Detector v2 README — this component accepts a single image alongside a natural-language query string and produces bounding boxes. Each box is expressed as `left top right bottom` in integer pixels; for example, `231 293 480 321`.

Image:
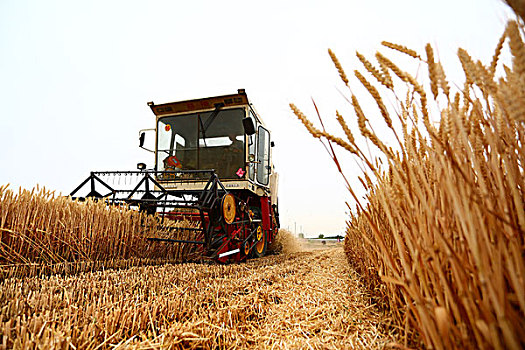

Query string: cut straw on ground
0 248 398 349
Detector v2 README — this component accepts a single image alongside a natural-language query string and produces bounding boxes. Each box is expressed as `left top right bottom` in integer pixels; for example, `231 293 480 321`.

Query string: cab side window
256 126 270 185
248 134 256 181
248 111 257 181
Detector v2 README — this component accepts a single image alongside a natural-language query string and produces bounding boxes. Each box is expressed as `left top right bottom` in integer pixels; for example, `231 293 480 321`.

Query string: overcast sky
0 0 515 236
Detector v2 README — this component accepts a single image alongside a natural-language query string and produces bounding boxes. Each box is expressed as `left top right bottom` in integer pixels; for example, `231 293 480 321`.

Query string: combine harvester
71 89 279 262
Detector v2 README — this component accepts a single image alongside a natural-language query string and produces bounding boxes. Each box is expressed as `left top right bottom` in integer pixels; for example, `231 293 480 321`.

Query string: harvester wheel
252 226 267 258
242 240 251 257
222 194 236 224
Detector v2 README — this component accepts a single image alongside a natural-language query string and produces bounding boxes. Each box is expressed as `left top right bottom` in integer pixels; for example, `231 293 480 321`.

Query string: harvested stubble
292 20 525 349
0 186 198 278
0 248 397 349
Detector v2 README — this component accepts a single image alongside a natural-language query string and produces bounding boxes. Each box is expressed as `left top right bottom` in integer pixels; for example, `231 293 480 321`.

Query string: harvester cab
71 89 279 262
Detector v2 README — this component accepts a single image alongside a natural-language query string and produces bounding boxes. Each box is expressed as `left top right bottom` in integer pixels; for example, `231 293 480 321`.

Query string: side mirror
138 129 155 153
242 118 256 135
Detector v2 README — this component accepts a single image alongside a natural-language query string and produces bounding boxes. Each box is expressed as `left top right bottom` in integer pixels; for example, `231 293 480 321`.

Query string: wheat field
0 186 198 278
2 5 524 349
0 187 402 348
293 18 525 350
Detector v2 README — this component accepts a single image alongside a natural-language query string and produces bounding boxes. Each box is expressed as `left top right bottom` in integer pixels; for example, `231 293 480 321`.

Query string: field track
0 248 397 349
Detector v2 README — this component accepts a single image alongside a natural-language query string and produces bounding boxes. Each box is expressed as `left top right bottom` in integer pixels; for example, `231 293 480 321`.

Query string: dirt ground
0 248 398 349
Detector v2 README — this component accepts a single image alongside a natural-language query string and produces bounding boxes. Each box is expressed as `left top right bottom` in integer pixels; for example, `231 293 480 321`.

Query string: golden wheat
328 48 349 86
354 70 393 129
0 186 198 278
425 43 439 99
356 51 394 89
381 41 421 59
293 19 525 350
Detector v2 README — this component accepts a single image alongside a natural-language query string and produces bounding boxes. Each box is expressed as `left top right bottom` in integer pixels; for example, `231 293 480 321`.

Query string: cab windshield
157 108 246 180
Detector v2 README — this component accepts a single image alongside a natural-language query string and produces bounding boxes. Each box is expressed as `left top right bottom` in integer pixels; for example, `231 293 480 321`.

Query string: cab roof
148 89 249 116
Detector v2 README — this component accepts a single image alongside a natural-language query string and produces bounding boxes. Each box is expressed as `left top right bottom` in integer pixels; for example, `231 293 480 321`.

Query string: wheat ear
336 111 355 144
356 51 393 89
290 104 322 138
507 21 525 77
381 41 421 59
425 44 439 100
328 49 349 86
490 29 508 77
354 70 393 129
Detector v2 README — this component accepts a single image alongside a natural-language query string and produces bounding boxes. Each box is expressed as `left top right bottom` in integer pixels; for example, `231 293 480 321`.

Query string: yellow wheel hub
222 194 236 224
244 242 250 256
256 232 265 254
256 226 262 241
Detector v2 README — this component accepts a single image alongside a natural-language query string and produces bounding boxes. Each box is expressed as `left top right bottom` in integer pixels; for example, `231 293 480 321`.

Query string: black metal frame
70 169 229 253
